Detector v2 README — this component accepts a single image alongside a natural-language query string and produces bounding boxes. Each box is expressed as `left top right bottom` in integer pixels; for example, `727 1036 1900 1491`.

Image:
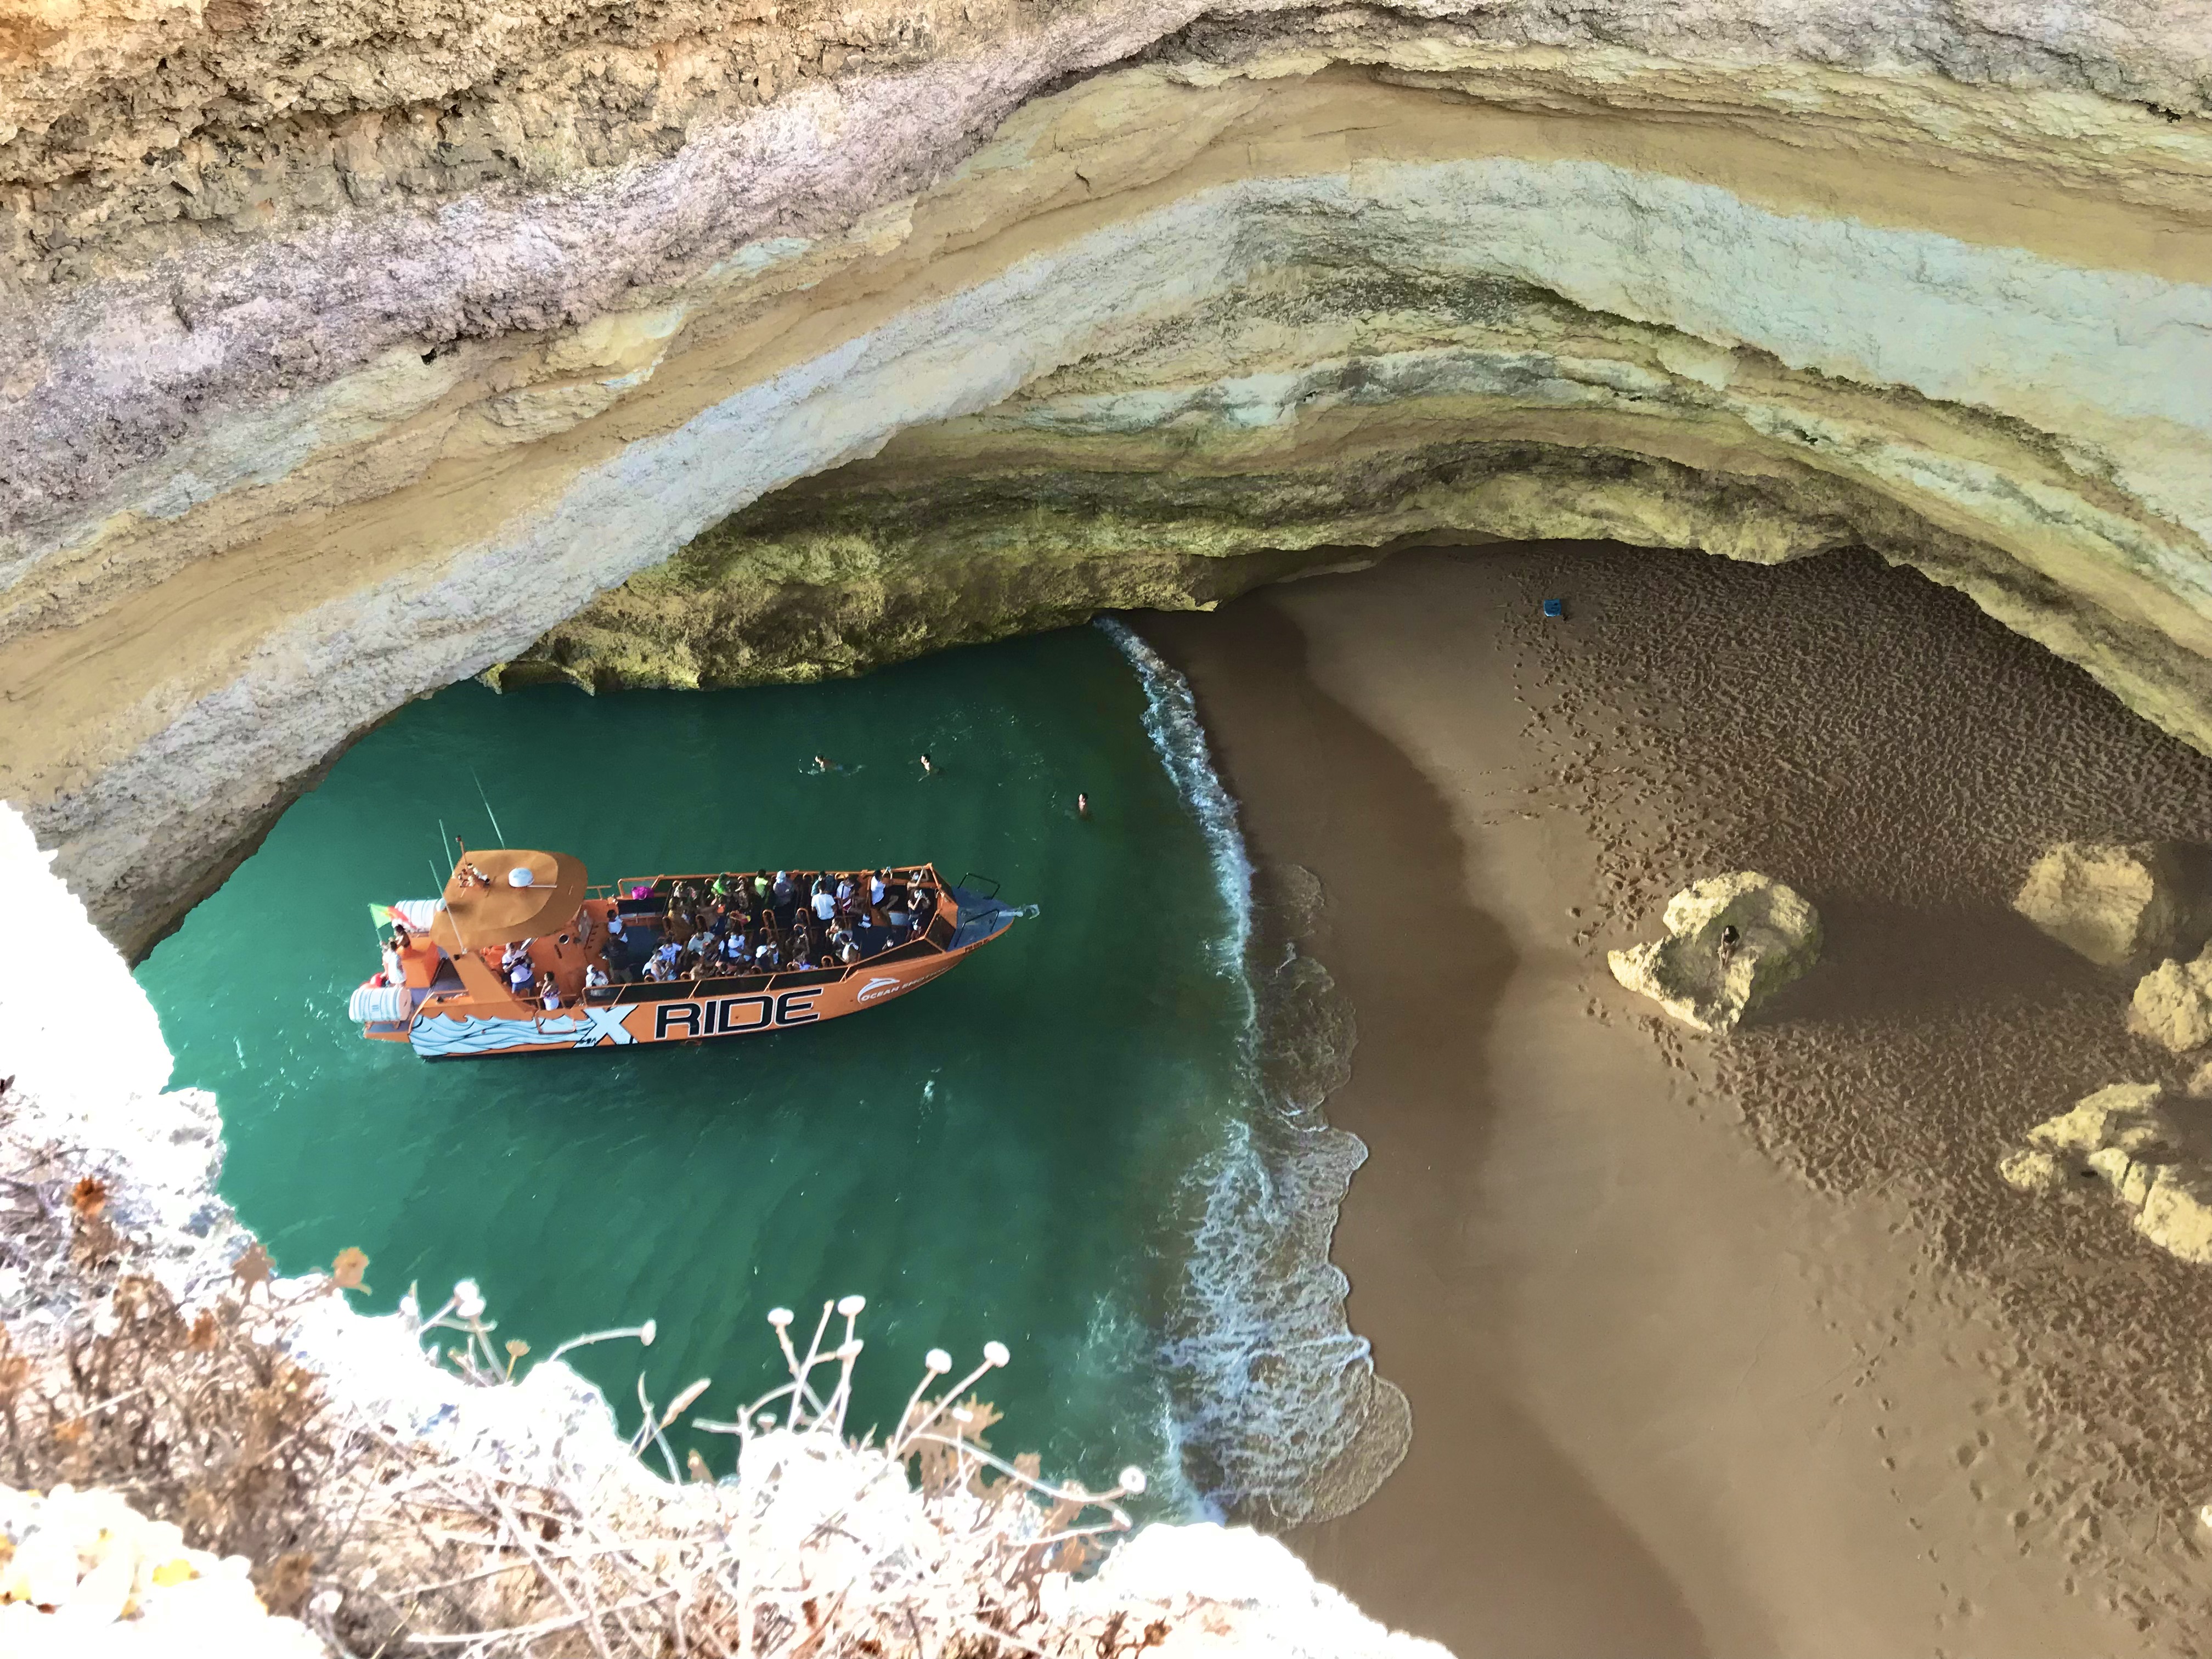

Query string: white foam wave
1096 618 1391 1525
1095 618 1252 977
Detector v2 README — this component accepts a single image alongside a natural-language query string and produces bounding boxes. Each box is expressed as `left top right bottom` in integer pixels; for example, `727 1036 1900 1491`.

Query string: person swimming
919 753 934 775
1076 792 1091 819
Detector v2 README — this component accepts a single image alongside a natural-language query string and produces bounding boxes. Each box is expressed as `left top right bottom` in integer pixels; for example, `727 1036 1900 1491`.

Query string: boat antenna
472 770 508 847
439 818 456 879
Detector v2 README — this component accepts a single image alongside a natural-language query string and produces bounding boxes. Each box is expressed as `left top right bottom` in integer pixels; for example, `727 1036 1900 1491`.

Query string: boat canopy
430 849 590 951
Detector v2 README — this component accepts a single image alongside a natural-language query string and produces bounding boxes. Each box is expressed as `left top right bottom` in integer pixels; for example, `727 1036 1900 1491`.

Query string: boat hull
407 945 968 1059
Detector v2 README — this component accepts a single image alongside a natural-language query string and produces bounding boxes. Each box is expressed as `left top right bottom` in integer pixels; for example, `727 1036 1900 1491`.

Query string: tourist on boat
811 881 837 924
870 870 888 906
540 981 563 1012
653 939 681 975
381 939 405 986
754 938 782 970
721 932 747 968
584 962 612 1002
641 954 672 982
508 958 535 997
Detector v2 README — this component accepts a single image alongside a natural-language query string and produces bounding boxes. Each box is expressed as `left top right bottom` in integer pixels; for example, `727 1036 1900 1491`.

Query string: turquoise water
137 624 1317 1507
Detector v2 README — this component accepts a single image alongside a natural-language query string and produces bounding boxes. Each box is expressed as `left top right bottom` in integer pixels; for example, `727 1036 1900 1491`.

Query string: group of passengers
616 869 938 985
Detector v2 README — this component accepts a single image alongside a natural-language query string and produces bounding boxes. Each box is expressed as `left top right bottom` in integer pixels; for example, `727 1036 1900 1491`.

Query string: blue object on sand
1542 597 1565 619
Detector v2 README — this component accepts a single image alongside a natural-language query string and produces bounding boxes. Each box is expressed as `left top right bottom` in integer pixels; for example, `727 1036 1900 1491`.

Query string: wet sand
1141 545 2212 1657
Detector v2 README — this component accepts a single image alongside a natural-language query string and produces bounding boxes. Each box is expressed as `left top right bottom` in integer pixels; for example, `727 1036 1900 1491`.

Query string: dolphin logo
856 975 905 1005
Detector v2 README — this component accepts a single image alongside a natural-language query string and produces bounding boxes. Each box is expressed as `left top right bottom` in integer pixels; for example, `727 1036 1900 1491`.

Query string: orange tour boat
348 849 1020 1058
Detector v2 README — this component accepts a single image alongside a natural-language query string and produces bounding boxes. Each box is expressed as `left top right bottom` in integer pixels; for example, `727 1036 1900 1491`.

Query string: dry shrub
315 1294 1176 1657
0 1176 1183 1657
0 1263 352 1613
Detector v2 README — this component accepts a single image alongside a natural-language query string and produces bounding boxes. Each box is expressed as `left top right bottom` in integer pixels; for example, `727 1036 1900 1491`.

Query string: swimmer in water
919 753 934 775
812 755 831 774
1076 792 1091 819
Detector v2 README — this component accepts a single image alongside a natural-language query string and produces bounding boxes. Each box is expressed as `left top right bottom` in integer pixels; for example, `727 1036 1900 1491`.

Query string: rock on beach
2128 948 2212 1053
1606 872 1821 1034
1999 1083 2212 1267
2012 841 2212 970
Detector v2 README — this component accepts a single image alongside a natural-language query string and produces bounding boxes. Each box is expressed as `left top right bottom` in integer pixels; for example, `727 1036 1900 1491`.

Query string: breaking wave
1095 618 1252 976
1096 618 1409 1527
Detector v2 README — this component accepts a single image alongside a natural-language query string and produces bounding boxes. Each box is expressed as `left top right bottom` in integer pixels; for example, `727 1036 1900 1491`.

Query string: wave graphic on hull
1094 619 1406 1527
410 1013 592 1058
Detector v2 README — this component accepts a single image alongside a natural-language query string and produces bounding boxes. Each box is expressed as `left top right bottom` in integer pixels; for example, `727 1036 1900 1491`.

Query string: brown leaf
253 1551 317 1619
186 1309 221 1352
330 1246 369 1291
69 1176 108 1218
52 1417 85 1444
232 1242 272 1291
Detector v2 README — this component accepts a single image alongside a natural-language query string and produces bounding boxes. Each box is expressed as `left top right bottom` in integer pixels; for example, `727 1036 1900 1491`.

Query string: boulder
2128 949 2212 1052
1997 1082 2212 1266
1606 872 1821 1034
2012 840 2212 969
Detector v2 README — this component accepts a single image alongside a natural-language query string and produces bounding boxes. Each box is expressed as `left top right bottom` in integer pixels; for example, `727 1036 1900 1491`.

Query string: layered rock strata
2 0 2209 951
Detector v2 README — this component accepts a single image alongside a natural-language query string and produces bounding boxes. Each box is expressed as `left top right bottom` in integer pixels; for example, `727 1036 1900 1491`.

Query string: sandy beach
1142 544 2212 1657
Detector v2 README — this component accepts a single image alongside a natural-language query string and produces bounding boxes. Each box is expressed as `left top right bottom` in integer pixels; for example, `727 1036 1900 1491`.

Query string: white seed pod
983 1340 1009 1367
1118 1466 1148 1496
837 1340 864 1361
924 1348 952 1373
768 1307 794 1329
452 1279 487 1320
640 1319 657 1347
837 1294 866 1317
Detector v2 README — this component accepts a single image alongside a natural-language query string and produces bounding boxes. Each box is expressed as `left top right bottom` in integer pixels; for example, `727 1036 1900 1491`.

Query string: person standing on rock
1717 924 1740 974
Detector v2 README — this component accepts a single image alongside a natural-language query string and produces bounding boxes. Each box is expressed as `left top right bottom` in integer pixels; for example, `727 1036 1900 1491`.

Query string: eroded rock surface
2015 841 2212 970
2000 1083 2212 1267
2129 949 2212 1053
1607 871 1821 1033
2 1 2210 951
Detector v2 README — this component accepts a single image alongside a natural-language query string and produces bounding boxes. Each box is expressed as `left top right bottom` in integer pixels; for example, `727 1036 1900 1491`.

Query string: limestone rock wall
2 0 2208 951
